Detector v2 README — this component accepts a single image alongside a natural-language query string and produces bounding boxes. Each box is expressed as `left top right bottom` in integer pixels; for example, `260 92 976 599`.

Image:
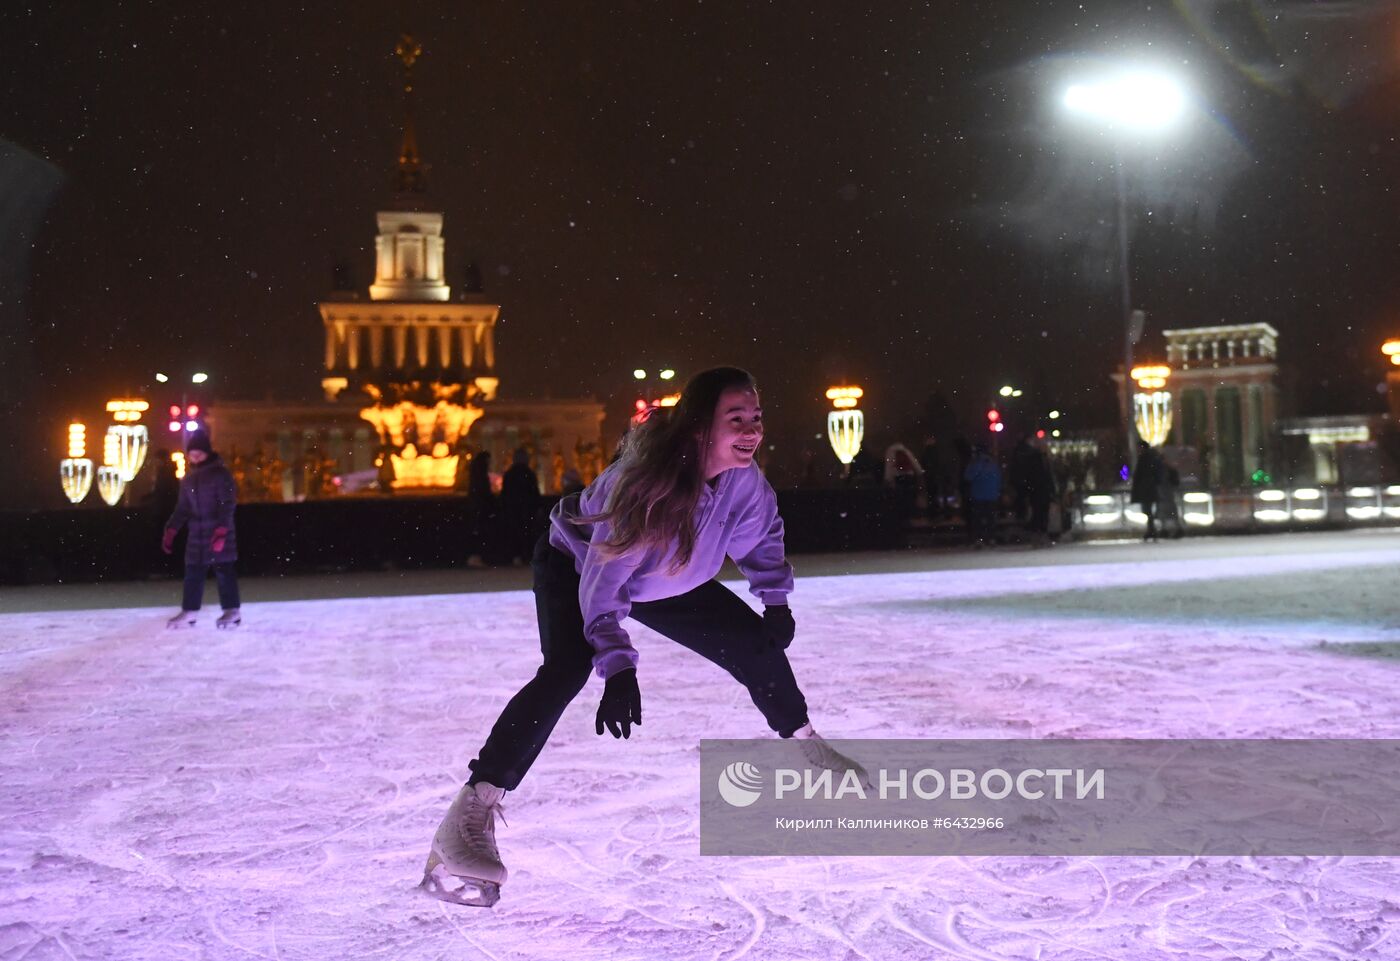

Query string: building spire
394 34 427 195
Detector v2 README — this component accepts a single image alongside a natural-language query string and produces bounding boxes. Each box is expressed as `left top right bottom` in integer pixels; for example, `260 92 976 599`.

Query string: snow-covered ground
4 532 1400 960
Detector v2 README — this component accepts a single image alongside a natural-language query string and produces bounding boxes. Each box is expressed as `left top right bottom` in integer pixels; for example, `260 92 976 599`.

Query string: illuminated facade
206 36 603 500
1114 323 1280 486
1107 322 1393 488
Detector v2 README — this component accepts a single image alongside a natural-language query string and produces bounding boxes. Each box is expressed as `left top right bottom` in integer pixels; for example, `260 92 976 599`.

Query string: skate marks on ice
883 558 1400 643
3 556 1400 959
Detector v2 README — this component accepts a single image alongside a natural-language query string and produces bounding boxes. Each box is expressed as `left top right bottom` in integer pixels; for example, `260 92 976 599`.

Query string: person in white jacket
422 366 867 907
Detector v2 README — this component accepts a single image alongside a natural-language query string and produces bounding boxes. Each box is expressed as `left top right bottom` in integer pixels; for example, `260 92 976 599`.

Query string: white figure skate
789 723 874 791
166 610 197 630
216 608 242 630
421 782 508 907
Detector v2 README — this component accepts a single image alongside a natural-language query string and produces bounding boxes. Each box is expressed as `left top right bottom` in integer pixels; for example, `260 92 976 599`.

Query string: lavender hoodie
548 460 794 679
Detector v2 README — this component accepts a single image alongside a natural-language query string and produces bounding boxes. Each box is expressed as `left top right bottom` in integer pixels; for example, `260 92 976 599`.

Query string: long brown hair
577 366 757 571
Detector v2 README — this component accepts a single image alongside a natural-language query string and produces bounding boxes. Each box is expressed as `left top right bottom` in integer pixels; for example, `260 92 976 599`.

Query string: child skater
422 366 866 906
162 428 241 629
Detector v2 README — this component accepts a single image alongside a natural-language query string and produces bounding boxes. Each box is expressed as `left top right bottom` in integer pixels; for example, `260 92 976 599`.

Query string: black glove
595 668 642 739
760 605 796 653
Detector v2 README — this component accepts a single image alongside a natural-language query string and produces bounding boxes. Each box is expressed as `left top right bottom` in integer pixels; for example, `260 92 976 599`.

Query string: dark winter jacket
166 454 238 565
964 452 1002 503
1130 448 1164 507
1028 449 1057 506
500 463 541 516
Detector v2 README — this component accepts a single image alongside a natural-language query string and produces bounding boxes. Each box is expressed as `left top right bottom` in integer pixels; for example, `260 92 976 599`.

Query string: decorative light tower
96 429 127 507
825 385 864 467
105 398 150 483
60 422 94 504
1130 364 1173 447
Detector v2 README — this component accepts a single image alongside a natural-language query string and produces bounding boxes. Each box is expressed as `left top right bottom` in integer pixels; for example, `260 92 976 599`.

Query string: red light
169 405 180 417
986 409 1000 422
187 405 199 417
1036 429 1046 439
634 399 647 412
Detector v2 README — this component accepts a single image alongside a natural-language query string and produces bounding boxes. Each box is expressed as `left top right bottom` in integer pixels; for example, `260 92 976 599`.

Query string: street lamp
1062 66 1188 464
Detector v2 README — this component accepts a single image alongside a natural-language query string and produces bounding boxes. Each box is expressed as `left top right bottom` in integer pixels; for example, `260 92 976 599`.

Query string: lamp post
1062 68 1187 465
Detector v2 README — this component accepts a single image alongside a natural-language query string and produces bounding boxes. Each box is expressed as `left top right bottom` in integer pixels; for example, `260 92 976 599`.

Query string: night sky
5 1 1400 500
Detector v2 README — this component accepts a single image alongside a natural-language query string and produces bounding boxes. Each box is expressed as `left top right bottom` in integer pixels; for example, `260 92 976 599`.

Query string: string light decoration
108 425 150 482
1130 365 1173 447
96 466 127 506
824 385 865 465
105 398 150 423
60 422 94 504
94 429 128 506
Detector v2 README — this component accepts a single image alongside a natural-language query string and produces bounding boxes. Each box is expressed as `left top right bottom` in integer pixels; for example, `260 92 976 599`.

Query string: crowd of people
841 433 1182 547
152 421 1186 632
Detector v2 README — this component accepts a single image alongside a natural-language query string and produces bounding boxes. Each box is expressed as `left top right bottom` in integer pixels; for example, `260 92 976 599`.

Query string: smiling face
702 385 763 480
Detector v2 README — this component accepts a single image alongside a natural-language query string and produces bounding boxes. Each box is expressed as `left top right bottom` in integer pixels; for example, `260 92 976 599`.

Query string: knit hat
185 429 212 455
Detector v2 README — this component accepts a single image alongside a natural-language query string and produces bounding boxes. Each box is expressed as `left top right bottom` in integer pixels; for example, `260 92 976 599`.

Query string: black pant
1028 497 1051 535
1140 500 1159 541
182 562 241 612
468 535 810 790
967 499 997 544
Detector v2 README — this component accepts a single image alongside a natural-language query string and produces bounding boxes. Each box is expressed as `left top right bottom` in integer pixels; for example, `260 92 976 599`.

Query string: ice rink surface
3 531 1400 960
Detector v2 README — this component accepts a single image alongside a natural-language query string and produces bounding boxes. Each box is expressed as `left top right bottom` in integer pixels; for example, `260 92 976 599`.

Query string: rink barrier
0 487 905 585
1071 485 1400 537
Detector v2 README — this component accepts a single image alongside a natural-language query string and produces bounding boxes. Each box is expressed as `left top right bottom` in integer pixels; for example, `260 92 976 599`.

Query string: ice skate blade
216 619 241 630
420 856 501 908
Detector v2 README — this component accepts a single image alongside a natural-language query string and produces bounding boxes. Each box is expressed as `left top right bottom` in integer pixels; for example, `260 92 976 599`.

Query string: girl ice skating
422 366 868 907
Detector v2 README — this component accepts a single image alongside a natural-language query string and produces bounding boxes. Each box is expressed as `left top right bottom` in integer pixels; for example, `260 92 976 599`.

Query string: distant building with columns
209 37 603 500
1112 321 1392 488
1163 323 1280 487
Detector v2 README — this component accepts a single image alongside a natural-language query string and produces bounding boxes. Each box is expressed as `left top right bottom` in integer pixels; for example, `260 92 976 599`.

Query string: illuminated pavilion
210 37 603 499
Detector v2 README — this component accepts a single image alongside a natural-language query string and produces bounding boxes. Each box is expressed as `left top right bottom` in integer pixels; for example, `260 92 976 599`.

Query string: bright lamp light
1063 70 1186 131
